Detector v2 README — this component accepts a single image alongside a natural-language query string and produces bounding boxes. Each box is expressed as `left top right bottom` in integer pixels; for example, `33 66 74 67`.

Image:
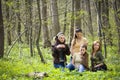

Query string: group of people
51 28 107 72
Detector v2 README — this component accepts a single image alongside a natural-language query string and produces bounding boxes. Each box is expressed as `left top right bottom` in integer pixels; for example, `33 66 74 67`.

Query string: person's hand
56 44 65 48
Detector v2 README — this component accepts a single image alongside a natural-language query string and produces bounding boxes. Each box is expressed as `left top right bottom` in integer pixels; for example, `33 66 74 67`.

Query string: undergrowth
0 45 120 80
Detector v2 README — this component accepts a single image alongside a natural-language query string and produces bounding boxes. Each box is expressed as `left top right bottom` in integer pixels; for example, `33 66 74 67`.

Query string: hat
75 28 82 33
56 32 64 37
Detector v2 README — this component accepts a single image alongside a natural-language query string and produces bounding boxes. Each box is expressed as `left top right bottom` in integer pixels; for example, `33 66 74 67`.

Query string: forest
0 0 120 80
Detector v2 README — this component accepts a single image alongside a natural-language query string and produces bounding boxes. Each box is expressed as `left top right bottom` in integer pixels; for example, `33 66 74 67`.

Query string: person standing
52 32 70 68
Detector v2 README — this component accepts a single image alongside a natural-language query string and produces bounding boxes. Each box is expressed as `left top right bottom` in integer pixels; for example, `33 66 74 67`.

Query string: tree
113 0 120 54
74 0 81 29
41 0 51 48
36 0 45 63
5 0 11 45
69 0 75 46
0 0 4 58
51 0 60 37
25 0 33 56
85 0 94 40
16 0 22 43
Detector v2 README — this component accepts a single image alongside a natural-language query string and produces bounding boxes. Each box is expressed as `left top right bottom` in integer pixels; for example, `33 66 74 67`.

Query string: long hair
72 28 82 46
91 40 101 56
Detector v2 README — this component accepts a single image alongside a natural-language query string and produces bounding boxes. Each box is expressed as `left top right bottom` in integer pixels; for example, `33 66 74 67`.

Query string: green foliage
0 44 120 80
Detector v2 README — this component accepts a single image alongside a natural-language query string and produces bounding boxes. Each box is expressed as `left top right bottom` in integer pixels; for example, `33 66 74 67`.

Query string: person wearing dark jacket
52 32 70 68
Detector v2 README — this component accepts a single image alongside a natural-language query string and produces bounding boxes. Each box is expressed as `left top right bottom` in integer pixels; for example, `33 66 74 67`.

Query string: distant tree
41 0 51 48
16 0 22 43
85 0 94 40
5 0 11 45
113 0 120 54
51 0 60 37
36 0 45 63
69 0 75 46
74 0 81 29
0 0 4 58
25 0 33 56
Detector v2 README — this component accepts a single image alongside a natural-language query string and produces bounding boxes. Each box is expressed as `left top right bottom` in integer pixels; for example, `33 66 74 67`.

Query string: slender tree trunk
36 0 45 63
25 0 29 44
51 0 60 37
0 0 4 58
5 0 11 45
16 0 22 43
63 0 67 33
95 0 102 44
85 0 94 40
69 0 74 46
41 0 51 48
101 0 109 58
113 0 120 54
74 0 81 29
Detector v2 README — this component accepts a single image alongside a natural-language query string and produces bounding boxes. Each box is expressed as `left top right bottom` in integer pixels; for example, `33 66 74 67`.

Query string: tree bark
85 0 94 40
5 0 11 45
0 0 4 58
74 0 81 29
113 0 120 54
51 0 60 37
69 0 75 46
36 0 45 63
41 0 51 48
16 0 22 43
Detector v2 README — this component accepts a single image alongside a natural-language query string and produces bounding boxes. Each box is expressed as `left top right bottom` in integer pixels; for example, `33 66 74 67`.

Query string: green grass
0 45 120 80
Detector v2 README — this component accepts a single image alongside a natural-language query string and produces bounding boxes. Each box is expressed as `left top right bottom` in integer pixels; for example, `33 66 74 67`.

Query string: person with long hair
91 40 107 71
52 32 70 68
70 28 88 56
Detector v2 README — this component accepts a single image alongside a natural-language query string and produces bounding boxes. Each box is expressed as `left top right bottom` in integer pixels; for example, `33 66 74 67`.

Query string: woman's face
80 47 86 54
58 34 65 43
75 32 82 38
94 43 100 51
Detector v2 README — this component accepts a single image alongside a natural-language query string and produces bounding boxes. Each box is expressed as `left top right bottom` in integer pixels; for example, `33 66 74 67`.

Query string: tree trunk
113 0 120 54
0 0 4 58
51 0 60 37
63 0 67 33
69 0 75 46
85 0 94 40
16 0 22 43
25 0 33 56
95 0 102 44
5 0 11 45
74 0 81 29
36 0 45 63
101 0 109 58
41 0 51 48
25 0 29 44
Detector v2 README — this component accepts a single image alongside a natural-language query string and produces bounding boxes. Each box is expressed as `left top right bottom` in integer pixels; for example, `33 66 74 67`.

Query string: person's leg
78 64 85 72
54 63 60 68
66 63 75 71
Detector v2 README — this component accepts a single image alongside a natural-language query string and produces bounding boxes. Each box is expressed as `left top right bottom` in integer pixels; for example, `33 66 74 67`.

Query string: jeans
54 62 65 68
78 64 85 72
66 63 75 71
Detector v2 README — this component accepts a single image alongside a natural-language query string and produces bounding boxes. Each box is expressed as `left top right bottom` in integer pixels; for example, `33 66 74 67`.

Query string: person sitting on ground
90 40 107 71
51 32 70 68
66 44 89 72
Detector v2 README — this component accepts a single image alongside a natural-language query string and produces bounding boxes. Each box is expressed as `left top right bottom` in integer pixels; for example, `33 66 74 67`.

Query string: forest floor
0 46 120 80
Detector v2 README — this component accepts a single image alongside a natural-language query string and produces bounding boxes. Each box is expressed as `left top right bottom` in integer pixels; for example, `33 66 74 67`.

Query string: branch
6 29 27 57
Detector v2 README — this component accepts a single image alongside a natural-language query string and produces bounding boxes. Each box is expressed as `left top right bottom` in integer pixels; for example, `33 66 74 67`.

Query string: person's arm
65 44 70 55
94 51 104 68
70 39 75 56
72 54 75 65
